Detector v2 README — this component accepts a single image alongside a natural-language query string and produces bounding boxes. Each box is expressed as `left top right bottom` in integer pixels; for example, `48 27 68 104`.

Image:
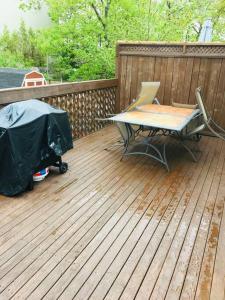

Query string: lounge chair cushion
172 101 198 109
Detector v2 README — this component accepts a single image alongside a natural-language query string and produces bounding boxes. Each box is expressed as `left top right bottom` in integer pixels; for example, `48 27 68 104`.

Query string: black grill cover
0 99 73 196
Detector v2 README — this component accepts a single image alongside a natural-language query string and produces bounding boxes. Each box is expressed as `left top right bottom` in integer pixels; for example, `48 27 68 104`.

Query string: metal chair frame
116 122 169 171
116 119 203 171
195 87 225 141
105 82 161 150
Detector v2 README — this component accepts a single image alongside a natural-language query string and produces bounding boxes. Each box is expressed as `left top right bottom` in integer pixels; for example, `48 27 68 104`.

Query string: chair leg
210 119 225 134
122 142 169 171
207 124 225 141
163 144 169 172
179 140 198 162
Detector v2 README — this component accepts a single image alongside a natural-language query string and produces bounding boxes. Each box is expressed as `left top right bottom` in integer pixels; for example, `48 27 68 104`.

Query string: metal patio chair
127 81 161 136
170 94 205 142
195 87 225 140
167 96 205 162
126 81 160 111
172 100 200 140
105 82 161 150
108 81 160 116
168 87 225 162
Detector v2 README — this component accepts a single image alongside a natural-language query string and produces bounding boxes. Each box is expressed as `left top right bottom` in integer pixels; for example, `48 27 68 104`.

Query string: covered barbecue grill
0 99 73 196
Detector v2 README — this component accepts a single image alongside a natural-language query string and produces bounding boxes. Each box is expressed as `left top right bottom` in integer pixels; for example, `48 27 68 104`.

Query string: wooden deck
0 125 225 300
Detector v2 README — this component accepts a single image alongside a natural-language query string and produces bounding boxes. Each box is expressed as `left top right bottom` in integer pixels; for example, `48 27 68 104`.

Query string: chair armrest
95 118 111 121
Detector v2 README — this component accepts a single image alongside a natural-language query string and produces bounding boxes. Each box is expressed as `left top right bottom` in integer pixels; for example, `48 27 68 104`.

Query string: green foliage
1 0 225 80
0 21 44 68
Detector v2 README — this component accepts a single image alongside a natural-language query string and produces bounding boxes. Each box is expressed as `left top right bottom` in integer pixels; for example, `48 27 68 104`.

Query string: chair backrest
195 87 209 123
126 82 160 111
116 122 135 145
195 87 225 140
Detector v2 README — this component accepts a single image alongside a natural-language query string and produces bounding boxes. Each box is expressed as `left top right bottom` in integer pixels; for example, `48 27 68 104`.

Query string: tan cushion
172 101 198 109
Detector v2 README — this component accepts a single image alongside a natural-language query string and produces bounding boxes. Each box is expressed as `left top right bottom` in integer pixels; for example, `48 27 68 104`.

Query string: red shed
22 71 47 87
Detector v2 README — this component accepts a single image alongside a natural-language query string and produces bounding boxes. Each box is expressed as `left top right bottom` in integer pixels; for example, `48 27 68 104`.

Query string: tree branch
167 1 171 9
105 0 111 18
192 24 201 34
91 3 106 29
91 1 111 47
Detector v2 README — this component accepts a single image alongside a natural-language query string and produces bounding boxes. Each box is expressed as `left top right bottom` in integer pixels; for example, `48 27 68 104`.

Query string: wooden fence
0 79 118 139
116 42 225 126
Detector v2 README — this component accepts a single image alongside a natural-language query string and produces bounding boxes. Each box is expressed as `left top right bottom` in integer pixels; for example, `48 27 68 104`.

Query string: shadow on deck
0 125 225 300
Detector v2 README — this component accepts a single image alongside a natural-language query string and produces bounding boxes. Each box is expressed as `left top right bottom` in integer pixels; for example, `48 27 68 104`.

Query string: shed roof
0 68 31 89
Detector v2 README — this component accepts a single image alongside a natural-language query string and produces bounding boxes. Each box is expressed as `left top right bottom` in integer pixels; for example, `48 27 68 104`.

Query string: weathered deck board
0 126 224 300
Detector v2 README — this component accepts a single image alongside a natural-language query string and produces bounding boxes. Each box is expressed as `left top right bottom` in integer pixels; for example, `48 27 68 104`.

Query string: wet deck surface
0 125 225 300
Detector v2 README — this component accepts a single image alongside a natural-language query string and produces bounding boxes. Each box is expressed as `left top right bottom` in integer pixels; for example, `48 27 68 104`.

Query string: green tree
4 0 225 80
0 21 45 68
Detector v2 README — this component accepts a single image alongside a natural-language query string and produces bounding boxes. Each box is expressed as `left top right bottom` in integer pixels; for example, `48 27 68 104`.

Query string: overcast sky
0 0 51 33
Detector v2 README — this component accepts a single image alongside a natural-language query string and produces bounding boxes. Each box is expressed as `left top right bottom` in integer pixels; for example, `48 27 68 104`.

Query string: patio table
109 104 201 170
113 104 199 131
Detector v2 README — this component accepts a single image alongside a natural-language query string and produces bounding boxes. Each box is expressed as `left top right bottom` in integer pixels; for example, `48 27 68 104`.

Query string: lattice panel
118 43 225 58
42 86 116 139
119 45 183 57
186 45 225 57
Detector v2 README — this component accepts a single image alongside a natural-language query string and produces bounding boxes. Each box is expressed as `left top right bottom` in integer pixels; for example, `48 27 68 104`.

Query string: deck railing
2 42 225 139
0 79 118 139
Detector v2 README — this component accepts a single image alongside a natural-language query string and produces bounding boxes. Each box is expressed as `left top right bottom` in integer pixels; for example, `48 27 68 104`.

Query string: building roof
0 68 31 89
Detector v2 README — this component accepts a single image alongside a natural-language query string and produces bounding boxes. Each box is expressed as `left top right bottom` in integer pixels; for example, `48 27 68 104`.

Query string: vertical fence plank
119 56 128 111
182 57 194 103
164 58 174 105
205 59 223 116
188 57 201 105
130 56 139 103
124 56 133 109
170 57 180 104
176 58 188 103
153 57 162 101
158 58 168 103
